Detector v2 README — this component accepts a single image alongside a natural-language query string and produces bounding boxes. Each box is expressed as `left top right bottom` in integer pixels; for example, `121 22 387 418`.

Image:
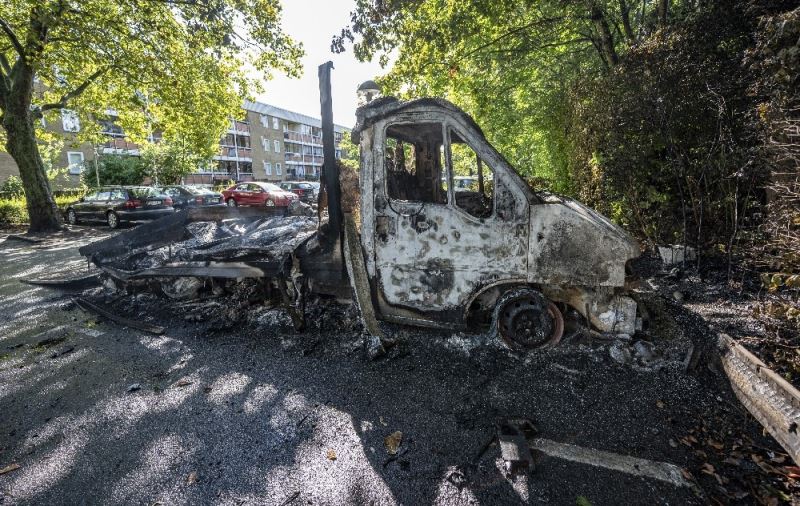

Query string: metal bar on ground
74 297 165 335
21 272 102 289
718 333 800 464
532 438 690 488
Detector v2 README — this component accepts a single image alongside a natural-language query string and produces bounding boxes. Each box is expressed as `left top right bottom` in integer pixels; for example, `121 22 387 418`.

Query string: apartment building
0 100 349 188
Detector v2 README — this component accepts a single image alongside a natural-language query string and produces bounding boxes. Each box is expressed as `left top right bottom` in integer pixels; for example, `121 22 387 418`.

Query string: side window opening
385 122 447 205
449 129 494 219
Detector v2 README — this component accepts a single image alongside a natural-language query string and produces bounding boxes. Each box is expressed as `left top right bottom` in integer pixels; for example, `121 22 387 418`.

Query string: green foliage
0 0 302 229
0 198 26 225
139 140 212 185
82 155 147 188
0 195 76 225
338 0 791 252
0 176 24 197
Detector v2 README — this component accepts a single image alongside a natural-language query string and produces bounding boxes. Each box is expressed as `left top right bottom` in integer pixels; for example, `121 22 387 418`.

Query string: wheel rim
67 210 76 224
265 199 275 207
108 213 117 227
499 295 564 349
227 199 236 207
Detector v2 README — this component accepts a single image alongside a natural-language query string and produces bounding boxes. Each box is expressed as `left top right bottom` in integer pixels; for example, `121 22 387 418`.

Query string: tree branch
37 66 112 115
0 17 25 57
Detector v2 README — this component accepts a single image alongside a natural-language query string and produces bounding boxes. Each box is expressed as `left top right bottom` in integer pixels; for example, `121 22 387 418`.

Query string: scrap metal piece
718 333 800 465
497 418 536 476
74 297 165 335
343 213 385 342
21 272 102 289
531 438 690 488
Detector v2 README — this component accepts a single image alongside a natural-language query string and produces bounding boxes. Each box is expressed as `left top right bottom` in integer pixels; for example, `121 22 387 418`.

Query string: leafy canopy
0 0 303 158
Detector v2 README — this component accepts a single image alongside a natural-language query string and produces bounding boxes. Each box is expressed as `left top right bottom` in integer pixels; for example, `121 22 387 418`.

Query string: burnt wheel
492 288 564 350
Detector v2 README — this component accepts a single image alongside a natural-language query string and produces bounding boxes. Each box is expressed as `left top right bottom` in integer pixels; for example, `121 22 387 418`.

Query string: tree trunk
590 5 619 67
3 110 62 232
657 0 669 26
618 0 636 43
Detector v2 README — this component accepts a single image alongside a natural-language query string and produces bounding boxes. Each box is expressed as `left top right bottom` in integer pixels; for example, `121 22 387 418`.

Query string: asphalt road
0 228 779 505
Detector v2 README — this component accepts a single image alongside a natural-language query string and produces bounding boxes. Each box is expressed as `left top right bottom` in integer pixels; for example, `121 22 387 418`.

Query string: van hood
528 193 639 287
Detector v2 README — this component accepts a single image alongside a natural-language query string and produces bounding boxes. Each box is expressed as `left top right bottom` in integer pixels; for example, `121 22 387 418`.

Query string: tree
81 155 146 189
333 0 676 188
139 138 210 185
0 0 302 232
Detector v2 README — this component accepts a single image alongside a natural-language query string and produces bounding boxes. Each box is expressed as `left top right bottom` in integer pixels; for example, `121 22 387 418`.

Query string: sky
254 0 385 127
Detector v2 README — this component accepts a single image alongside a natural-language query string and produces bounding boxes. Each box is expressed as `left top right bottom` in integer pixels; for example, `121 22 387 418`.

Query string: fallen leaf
0 463 20 475
707 439 724 450
379 416 388 426
326 449 337 461
384 431 403 455
176 379 192 387
656 399 665 409
680 468 693 481
186 471 198 485
576 496 592 506
782 465 800 479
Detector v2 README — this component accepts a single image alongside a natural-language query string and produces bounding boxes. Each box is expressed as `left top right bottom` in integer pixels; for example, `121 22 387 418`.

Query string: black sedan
160 185 225 210
65 186 174 229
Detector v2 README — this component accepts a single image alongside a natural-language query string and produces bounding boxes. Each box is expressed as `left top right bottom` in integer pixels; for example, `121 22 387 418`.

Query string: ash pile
75 206 354 335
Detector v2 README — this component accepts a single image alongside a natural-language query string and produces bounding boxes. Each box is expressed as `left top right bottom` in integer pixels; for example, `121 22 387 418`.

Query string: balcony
101 137 140 154
284 153 324 166
216 146 252 160
284 130 322 146
228 120 251 136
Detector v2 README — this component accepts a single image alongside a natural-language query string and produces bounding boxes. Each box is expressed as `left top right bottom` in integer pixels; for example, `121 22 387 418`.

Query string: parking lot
0 228 785 505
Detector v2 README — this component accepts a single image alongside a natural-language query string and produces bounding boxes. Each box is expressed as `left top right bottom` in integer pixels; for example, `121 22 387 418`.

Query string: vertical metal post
319 61 342 239
231 118 240 181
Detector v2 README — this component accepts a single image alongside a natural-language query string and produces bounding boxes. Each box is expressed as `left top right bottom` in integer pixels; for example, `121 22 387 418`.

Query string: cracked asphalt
0 227 781 505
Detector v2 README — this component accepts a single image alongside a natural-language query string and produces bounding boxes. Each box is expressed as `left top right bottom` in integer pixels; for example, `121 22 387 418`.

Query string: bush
0 175 24 198
563 3 766 250
0 195 82 226
82 155 147 188
0 199 27 225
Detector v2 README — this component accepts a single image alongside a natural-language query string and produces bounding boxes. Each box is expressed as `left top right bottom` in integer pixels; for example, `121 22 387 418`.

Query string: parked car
306 181 321 199
279 181 316 203
221 182 298 208
65 186 174 229
160 185 224 210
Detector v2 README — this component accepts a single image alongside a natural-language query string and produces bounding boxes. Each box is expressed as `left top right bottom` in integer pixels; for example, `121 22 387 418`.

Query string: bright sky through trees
256 0 384 125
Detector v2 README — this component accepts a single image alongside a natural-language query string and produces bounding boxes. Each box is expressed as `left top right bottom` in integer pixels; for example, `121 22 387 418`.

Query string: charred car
77 97 639 351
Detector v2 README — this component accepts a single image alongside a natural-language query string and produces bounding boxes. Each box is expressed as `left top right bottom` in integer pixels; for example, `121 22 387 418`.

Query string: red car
221 182 298 208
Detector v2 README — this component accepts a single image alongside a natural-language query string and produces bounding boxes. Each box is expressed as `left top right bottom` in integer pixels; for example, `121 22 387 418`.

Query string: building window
260 114 268 128
283 124 288 133
67 151 84 174
272 117 279 130
276 163 282 176
273 140 280 153
261 136 268 151
61 110 80 132
264 161 272 175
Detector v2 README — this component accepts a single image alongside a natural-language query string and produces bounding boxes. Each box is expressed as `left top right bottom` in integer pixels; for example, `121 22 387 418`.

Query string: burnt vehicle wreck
77 94 640 351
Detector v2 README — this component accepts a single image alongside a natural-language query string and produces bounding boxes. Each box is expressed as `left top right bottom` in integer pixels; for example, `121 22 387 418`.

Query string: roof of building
243 100 350 132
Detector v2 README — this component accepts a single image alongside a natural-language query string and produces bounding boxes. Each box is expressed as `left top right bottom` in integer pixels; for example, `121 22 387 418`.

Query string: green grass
0 195 80 225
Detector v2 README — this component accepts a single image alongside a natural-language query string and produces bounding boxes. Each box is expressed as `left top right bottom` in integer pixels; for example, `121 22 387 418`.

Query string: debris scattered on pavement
48 345 74 359
497 418 536 476
384 431 403 455
75 297 165 335
326 449 337 461
127 383 141 393
175 379 192 387
186 472 198 485
658 245 696 266
0 463 20 475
